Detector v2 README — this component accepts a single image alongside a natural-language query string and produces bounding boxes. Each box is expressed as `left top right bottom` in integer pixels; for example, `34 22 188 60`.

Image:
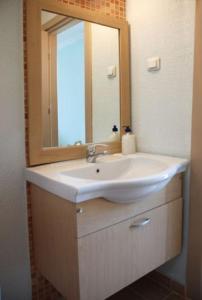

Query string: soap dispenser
122 126 136 155
108 125 120 142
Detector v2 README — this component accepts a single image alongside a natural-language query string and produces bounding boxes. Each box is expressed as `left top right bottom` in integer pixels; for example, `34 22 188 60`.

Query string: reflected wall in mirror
41 11 120 148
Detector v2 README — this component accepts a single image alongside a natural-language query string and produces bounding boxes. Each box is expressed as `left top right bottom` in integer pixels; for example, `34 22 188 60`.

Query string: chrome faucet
86 144 108 163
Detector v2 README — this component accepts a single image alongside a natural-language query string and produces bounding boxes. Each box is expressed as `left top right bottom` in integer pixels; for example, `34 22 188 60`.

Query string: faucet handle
95 144 109 148
95 144 109 153
87 143 109 156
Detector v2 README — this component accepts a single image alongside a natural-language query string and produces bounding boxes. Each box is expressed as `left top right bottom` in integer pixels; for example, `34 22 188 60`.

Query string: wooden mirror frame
26 0 131 166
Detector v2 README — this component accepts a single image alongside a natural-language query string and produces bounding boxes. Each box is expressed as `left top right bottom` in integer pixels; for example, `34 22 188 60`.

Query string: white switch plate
147 57 161 71
107 65 117 78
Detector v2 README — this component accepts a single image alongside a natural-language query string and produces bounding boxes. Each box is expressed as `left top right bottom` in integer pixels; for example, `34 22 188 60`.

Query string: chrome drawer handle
130 218 151 229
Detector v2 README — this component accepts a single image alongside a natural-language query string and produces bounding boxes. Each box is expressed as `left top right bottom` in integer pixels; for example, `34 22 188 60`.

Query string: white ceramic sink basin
25 153 188 204
62 156 172 181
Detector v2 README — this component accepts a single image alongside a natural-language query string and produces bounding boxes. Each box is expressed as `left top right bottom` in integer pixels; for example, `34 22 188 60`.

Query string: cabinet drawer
76 174 182 237
78 198 182 300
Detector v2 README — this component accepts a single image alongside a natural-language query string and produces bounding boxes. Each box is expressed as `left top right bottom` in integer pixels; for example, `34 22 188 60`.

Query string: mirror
26 0 130 165
41 11 120 148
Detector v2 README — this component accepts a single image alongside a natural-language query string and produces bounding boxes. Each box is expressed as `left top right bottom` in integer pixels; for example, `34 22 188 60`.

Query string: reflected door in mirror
41 11 120 148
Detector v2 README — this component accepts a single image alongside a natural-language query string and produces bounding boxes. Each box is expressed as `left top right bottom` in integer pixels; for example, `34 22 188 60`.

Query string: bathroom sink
62 156 173 181
25 153 188 203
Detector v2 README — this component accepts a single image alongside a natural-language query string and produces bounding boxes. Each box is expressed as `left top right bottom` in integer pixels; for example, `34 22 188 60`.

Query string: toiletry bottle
122 126 136 154
108 125 120 142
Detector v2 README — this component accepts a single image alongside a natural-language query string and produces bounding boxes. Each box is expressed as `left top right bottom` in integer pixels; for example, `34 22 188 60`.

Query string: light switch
107 65 117 78
147 57 161 71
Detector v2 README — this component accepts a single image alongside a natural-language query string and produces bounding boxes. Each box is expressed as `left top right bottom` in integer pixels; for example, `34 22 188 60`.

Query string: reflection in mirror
41 11 120 148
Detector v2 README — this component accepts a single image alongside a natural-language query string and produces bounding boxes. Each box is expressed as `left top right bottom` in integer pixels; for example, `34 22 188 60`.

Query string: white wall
127 0 195 285
91 24 120 142
0 1 31 299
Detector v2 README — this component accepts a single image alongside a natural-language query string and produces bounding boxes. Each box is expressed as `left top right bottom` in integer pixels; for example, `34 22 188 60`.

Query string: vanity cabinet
30 174 182 300
78 198 182 300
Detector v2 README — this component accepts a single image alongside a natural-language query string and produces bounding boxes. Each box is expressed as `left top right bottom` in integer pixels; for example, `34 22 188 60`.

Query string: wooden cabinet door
78 198 182 300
